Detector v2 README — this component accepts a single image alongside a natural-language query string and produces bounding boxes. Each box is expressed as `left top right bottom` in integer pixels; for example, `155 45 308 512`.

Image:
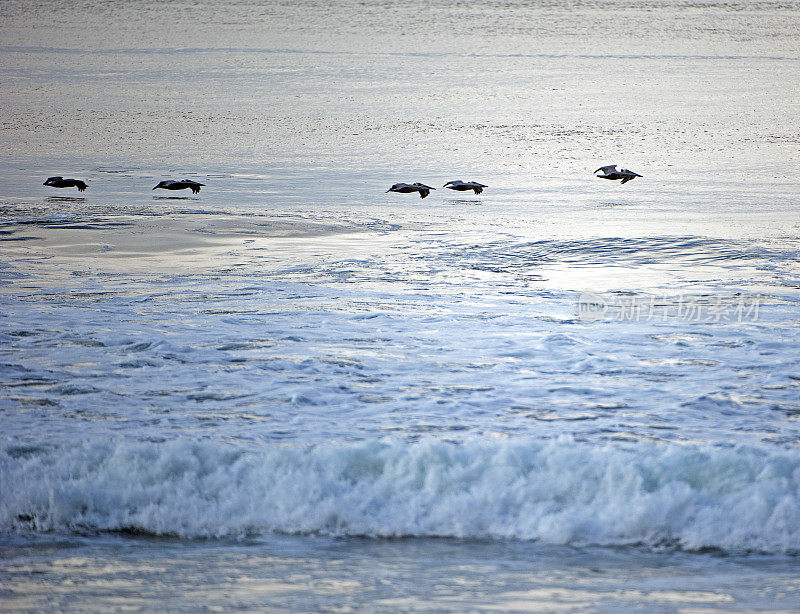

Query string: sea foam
2 437 799 553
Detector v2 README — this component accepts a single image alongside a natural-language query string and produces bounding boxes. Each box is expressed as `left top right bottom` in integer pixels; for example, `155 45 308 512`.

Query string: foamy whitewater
5 437 800 553
2 0 800 610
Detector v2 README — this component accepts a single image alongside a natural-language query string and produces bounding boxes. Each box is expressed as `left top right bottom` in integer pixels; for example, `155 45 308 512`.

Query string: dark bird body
43 176 88 192
443 180 487 195
386 182 435 199
593 165 642 184
153 180 205 194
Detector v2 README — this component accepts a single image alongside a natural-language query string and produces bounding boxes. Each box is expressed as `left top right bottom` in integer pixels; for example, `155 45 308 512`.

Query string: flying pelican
593 165 642 184
386 182 435 199
443 180 487 195
43 176 88 192
153 179 205 194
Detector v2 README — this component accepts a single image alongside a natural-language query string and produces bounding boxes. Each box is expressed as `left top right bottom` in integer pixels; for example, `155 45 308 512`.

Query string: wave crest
2 437 799 553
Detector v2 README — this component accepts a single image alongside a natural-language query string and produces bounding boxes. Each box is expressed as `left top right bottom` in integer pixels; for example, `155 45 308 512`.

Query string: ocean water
2 0 800 610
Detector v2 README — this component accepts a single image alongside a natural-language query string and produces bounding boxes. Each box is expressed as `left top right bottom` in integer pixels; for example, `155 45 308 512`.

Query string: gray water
2 0 800 611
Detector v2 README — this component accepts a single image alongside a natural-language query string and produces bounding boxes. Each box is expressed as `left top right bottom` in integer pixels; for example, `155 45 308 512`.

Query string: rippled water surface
2 0 800 611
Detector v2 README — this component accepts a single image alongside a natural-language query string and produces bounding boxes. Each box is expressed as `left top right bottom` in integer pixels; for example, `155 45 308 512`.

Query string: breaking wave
2 437 799 553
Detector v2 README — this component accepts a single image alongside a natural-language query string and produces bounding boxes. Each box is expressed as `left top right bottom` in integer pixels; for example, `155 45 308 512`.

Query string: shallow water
2 0 800 610
3 535 800 613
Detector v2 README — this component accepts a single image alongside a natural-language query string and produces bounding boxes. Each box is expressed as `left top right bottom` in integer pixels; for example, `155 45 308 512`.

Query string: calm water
2 0 800 611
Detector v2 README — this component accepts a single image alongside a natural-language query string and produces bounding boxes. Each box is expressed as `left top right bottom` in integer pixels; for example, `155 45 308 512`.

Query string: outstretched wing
594 165 617 175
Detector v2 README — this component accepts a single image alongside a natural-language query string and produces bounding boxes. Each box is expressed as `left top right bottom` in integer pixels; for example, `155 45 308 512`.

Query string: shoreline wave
2 437 799 554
